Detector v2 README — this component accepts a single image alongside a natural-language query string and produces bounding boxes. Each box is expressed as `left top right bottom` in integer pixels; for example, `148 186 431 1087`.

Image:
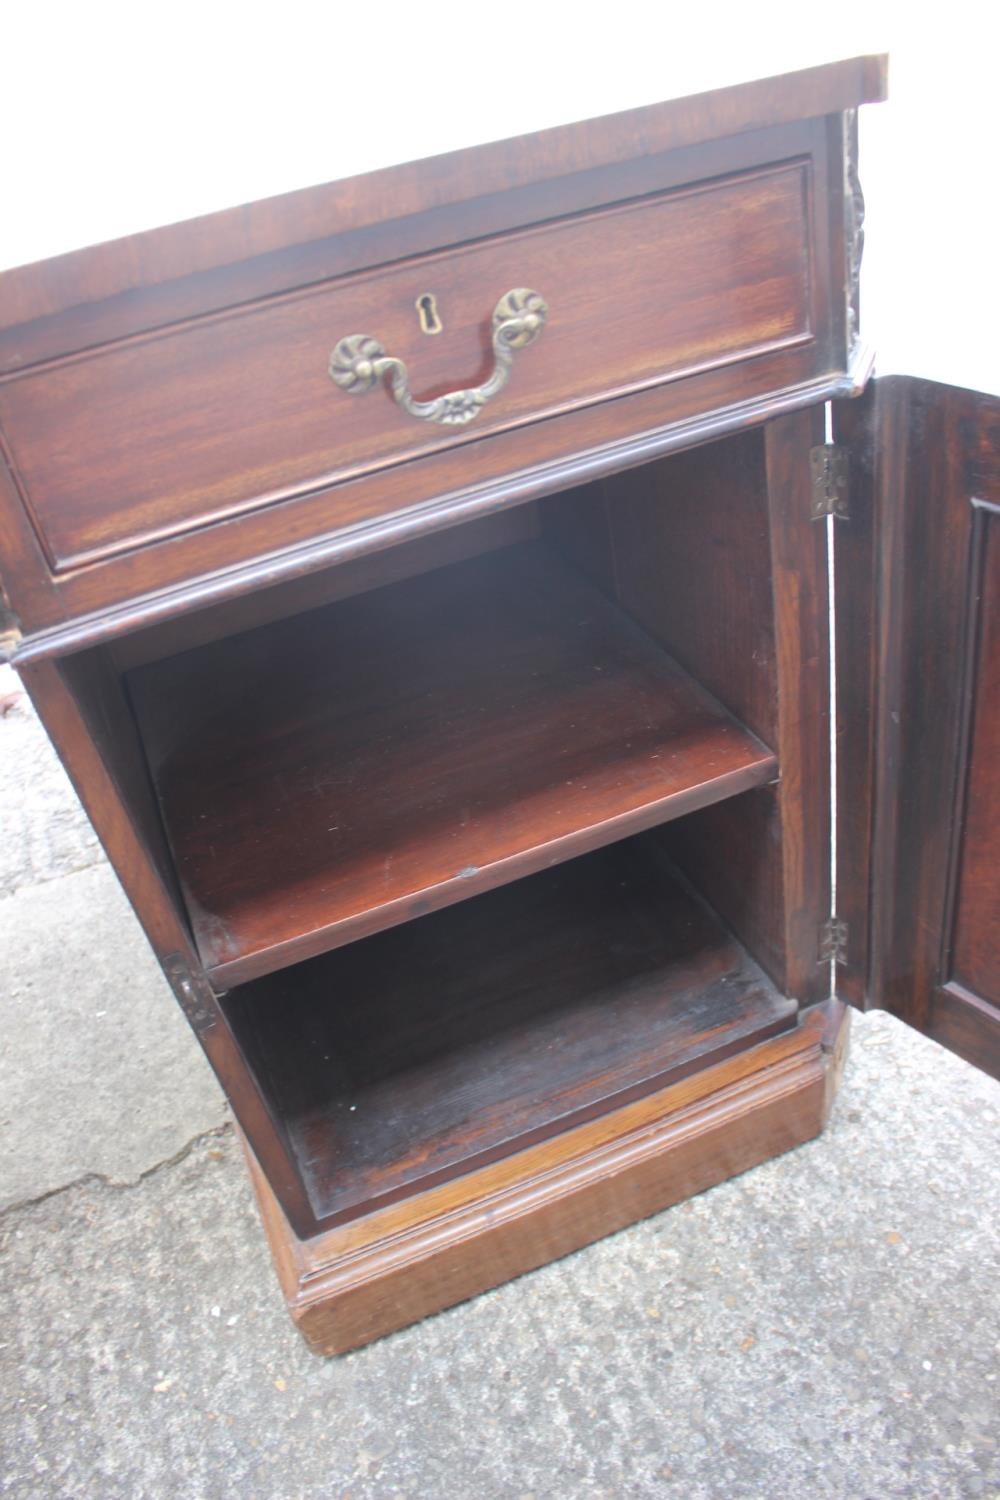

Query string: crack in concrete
0 1121 233 1220
0 852 109 904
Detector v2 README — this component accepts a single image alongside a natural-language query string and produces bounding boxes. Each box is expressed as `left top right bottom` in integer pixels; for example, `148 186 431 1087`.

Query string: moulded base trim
241 1000 848 1356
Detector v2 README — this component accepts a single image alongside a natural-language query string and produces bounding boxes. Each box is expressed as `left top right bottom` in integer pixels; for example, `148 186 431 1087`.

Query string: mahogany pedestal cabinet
1 56 997 1355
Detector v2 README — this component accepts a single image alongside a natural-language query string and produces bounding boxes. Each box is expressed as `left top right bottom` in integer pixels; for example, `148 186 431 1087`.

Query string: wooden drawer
1 159 814 573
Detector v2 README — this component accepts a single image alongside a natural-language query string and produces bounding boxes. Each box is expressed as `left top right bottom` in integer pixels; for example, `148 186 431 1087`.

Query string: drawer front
0 159 815 572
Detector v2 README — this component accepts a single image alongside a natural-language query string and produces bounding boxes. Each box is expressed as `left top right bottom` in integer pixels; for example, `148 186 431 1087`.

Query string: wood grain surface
950 506 1000 1002
129 541 776 985
0 75 877 647
1 163 812 571
0 56 886 358
841 377 1000 1080
228 836 797 1226
242 1001 844 1354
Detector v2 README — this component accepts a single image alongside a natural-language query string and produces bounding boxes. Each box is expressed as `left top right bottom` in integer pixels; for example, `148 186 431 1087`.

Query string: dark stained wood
3 162 814 571
128 541 777 986
845 377 1000 1079
110 503 539 672
14 653 315 1230
0 128 790 378
0 56 886 363
591 428 777 744
226 837 797 1229
0 99 861 651
650 410 829 1001
0 440 63 639
541 429 791 993
539 479 618 598
831 384 878 1008
56 647 187 915
9 350 859 660
0 62 905 1354
657 787 788 993
949 506 1000 1002
17 654 197 965
244 1001 845 1355
762 404 831 1002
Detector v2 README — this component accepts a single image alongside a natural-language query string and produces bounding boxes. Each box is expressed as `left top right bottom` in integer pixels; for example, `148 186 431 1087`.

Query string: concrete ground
1 663 998 1500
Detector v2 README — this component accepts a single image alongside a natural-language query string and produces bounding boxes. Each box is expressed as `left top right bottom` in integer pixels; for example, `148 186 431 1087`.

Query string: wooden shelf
225 838 798 1228
128 542 777 986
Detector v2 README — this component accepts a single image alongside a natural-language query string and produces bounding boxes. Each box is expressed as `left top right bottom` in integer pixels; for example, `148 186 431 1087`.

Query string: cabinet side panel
597 430 778 745
15 654 319 1229
655 787 787 993
580 432 790 992
55 647 188 916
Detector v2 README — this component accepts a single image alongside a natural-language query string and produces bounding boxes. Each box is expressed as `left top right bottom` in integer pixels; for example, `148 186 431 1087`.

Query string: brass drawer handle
328 288 548 427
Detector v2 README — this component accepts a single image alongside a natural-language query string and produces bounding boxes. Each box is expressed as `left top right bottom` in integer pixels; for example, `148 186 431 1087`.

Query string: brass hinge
0 604 22 663
819 918 848 967
810 444 850 520
163 953 220 1035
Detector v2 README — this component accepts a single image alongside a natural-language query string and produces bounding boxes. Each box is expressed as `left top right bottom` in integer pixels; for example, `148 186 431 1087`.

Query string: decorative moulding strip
10 358 871 667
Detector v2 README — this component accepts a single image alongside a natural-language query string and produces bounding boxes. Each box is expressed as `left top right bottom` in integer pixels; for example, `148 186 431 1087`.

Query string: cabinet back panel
110 504 538 672
225 836 796 1227
654 788 787 993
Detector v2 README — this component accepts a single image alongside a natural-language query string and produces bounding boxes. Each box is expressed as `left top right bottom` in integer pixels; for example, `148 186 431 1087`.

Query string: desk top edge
0 54 887 335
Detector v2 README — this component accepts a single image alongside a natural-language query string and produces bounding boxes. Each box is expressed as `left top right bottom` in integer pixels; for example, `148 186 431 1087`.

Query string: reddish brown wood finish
2 163 813 571
0 60 913 1355
950 512 1000 1001
5 348 865 662
840 377 1000 1079
544 414 830 1004
582 429 779 745
0 69 879 652
0 57 886 362
13 652 314 1228
540 428 800 996
226 836 796 1227
244 1001 847 1355
762 404 831 1002
659 789 789 994
831 385 877 1008
128 541 776 986
110 504 539 671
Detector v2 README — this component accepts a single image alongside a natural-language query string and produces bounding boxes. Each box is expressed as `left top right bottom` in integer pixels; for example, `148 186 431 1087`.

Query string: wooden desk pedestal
2 56 997 1353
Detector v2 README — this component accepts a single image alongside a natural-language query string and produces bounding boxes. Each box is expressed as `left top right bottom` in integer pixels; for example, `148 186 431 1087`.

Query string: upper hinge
819 917 848 968
162 952 220 1035
809 444 850 520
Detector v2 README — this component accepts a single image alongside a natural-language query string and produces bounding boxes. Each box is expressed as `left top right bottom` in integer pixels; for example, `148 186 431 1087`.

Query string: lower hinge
810 444 850 520
0 604 22 663
163 953 220 1034
819 917 849 967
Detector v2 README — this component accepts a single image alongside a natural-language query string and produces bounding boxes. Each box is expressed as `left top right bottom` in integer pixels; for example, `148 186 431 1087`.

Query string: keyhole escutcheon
416 292 443 335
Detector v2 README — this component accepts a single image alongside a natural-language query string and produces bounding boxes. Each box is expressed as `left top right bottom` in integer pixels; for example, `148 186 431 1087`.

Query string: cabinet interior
59 423 808 1231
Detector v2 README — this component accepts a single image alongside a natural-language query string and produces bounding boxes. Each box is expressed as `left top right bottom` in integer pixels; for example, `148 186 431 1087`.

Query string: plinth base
242 1001 848 1356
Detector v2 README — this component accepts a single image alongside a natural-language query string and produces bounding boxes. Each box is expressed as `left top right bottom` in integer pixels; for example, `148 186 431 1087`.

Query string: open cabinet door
835 376 1000 1078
